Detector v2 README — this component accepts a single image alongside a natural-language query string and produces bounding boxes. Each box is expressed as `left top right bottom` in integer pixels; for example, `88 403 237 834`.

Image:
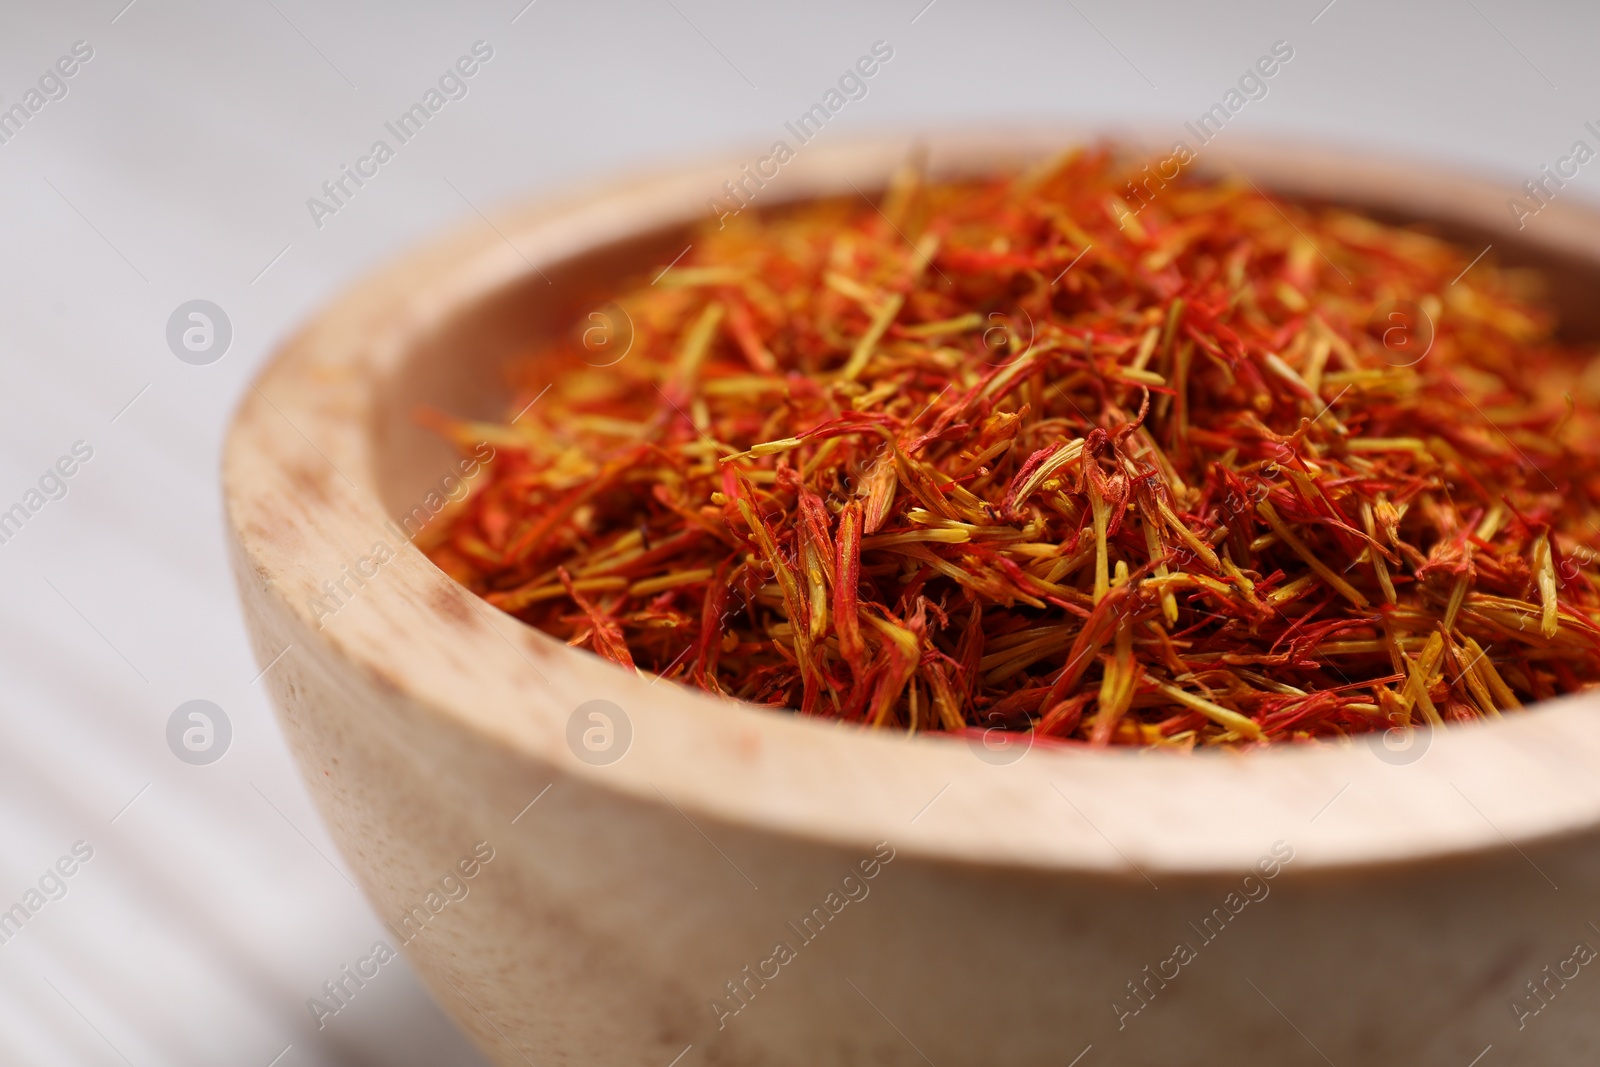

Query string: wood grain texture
223 130 1600 1066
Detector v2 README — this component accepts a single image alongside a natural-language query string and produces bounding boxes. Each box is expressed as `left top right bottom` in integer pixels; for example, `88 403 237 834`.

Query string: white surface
0 1 1594 1063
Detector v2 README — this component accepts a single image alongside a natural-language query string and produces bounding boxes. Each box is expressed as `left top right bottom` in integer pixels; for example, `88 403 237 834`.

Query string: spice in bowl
421 148 1600 747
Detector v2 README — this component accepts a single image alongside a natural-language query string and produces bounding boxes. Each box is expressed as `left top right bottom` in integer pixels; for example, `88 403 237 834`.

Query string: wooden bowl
224 131 1600 1066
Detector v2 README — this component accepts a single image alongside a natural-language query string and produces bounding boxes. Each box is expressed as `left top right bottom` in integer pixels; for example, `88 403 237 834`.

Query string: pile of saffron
423 149 1600 746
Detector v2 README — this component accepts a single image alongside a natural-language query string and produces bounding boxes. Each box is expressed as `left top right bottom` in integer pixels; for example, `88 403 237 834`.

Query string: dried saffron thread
423 147 1600 747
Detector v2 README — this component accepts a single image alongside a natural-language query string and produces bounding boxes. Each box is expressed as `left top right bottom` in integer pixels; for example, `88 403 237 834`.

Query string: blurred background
0 1 1593 1063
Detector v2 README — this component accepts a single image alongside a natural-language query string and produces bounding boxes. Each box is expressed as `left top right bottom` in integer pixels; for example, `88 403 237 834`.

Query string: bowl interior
371 220 688 515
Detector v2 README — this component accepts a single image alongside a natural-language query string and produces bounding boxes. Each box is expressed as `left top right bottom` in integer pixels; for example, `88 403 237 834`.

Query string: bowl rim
223 126 1600 879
